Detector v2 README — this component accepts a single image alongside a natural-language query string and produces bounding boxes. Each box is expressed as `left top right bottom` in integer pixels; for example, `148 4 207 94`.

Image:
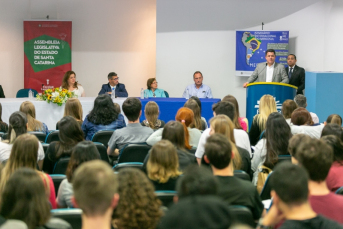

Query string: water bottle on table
111 88 116 99
185 89 189 99
140 88 144 99
28 89 33 99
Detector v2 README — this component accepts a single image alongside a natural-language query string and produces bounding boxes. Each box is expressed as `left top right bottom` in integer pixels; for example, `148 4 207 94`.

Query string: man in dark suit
0 85 5 98
285 54 305 94
98 72 128 97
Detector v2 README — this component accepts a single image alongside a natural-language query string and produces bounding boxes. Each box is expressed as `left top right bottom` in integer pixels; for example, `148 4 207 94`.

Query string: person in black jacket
0 85 5 98
98 72 128 97
286 54 305 94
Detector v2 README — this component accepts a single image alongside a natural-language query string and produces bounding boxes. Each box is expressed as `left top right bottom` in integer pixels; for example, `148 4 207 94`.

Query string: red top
326 161 343 192
310 193 343 224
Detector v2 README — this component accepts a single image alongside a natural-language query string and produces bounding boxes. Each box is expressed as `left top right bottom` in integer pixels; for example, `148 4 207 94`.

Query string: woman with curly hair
113 168 163 229
56 141 100 208
147 140 182 191
82 94 126 140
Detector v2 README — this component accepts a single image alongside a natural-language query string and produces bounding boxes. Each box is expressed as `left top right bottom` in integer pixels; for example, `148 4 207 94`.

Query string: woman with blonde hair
141 101 165 130
113 168 162 229
56 98 83 129
147 140 182 190
0 134 57 209
209 115 251 174
146 107 201 149
249 94 277 146
184 99 206 131
61 70 85 97
325 114 342 126
19 101 49 134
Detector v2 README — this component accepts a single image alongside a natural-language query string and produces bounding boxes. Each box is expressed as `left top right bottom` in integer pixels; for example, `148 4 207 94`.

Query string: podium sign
246 83 297 128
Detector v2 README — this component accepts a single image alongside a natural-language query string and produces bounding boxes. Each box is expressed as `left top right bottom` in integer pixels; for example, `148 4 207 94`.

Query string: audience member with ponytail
184 99 206 131
146 107 201 149
141 101 165 130
0 111 45 169
19 101 49 135
0 134 57 209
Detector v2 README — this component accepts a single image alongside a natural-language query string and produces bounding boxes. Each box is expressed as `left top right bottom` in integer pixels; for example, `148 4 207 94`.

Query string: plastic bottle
28 89 33 99
111 88 116 99
140 88 144 99
185 89 189 99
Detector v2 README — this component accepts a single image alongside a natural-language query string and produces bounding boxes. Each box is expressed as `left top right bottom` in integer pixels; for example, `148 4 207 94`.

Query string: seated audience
249 94 277 146
184 99 206 130
146 107 201 149
98 72 128 97
288 134 312 164
204 134 263 220
43 116 84 174
82 94 126 140
321 135 343 192
0 168 71 229
222 95 247 131
20 101 49 134
144 121 196 171
189 96 208 129
72 160 119 229
258 163 343 229
291 107 324 138
321 123 342 138
157 165 233 229
56 98 83 129
281 99 298 125
208 115 251 174
143 78 166 98
195 101 251 164
141 101 165 130
0 112 44 169
61 70 85 97
147 140 182 190
252 112 292 185
295 138 343 224
113 168 162 229
294 94 319 124
56 141 100 208
0 134 56 208
107 98 153 156
0 103 8 133
325 114 342 126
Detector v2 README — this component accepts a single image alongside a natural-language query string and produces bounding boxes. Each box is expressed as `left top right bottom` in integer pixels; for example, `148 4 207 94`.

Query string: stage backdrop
236 30 289 76
24 21 72 93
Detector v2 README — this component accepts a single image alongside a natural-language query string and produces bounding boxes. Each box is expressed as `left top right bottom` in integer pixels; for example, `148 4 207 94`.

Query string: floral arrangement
36 87 76 106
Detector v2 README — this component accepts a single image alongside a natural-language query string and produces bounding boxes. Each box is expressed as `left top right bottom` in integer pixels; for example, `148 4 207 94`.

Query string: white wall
0 0 156 98
156 0 340 116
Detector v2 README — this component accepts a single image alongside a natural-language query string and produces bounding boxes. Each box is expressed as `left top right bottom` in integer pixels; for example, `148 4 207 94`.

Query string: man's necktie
288 67 293 79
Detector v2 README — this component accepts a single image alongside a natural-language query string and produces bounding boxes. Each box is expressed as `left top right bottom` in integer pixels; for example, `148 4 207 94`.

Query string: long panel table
0 97 220 131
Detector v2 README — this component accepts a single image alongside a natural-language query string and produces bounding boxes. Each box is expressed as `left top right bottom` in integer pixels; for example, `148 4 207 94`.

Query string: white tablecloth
0 97 127 130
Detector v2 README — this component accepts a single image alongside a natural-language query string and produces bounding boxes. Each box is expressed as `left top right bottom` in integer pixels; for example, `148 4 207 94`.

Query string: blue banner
236 31 289 76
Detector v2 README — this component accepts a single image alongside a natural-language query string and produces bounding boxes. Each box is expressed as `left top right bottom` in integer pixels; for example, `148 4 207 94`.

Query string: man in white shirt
243 49 288 88
195 101 251 164
294 94 319 124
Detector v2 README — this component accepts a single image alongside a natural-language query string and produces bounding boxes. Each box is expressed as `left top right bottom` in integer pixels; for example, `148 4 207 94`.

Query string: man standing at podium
285 54 305 94
243 49 288 88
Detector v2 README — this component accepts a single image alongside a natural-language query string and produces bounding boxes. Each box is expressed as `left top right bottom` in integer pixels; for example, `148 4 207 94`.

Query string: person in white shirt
61 70 85 98
294 94 319 124
195 101 251 165
182 71 213 98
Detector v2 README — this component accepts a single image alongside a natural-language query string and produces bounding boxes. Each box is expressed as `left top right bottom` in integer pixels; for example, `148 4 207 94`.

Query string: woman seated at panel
291 107 324 139
141 101 165 130
144 78 166 98
20 101 49 134
252 112 292 186
43 116 84 174
222 95 248 131
56 98 83 129
146 107 201 149
82 94 126 140
56 141 100 208
249 94 277 146
282 99 298 125
147 140 182 191
0 103 8 133
184 99 206 131
61 70 85 97
0 111 45 169
0 134 57 208
0 168 70 227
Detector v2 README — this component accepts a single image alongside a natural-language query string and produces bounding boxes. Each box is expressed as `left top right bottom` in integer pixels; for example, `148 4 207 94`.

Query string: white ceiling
157 0 322 32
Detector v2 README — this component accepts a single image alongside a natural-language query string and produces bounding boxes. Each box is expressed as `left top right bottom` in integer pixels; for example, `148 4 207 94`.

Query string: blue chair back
93 142 110 165
50 174 66 196
234 170 251 181
45 130 60 143
164 91 169 98
118 143 151 163
228 205 255 227
28 131 46 142
16 89 38 98
51 209 82 229
113 162 143 171
91 130 114 148
260 172 273 200
53 157 70 174
155 191 176 208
